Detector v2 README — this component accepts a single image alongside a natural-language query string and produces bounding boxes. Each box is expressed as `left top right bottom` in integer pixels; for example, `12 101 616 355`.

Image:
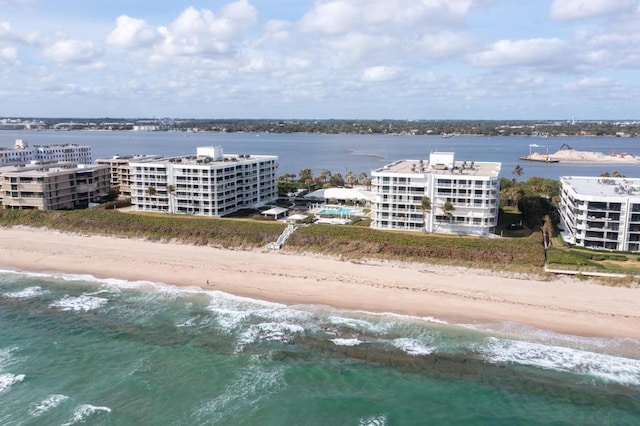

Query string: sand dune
1 226 639 338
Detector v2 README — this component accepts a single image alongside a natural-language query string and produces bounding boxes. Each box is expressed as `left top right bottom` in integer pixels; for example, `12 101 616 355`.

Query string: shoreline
1 226 640 339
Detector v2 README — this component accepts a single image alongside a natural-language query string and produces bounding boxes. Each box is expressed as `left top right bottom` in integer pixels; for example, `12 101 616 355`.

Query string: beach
1 226 639 339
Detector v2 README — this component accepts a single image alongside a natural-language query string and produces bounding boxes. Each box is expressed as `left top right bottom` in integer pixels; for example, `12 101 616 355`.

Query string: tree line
277 168 372 194
13 118 638 137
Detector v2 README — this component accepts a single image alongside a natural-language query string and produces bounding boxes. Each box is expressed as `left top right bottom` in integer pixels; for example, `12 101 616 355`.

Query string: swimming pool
318 207 355 216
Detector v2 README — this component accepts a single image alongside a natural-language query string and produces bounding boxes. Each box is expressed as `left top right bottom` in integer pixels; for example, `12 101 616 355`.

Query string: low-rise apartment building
559 176 640 252
0 162 110 210
0 139 92 166
370 152 501 235
129 146 278 216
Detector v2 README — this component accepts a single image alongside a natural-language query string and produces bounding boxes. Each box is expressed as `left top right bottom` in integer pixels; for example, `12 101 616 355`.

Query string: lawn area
496 207 534 238
546 239 640 275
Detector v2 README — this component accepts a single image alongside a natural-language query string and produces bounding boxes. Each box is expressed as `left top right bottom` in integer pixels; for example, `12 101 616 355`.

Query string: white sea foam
478 337 640 386
3 286 48 299
29 394 70 417
210 307 250 330
0 346 20 368
473 322 640 357
252 306 314 324
190 358 285 424
0 373 25 394
392 338 434 356
175 317 197 328
62 404 111 425
422 316 448 325
331 338 362 346
328 315 391 334
359 414 388 426
235 322 305 353
50 294 108 312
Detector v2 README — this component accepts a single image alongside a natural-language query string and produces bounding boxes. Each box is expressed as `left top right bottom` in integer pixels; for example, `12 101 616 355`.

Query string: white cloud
43 39 102 64
362 65 399 82
416 31 475 58
0 21 10 39
158 1 257 57
0 21 38 45
299 0 475 34
327 32 394 68
106 15 160 48
259 20 292 45
549 0 637 21
0 46 18 64
468 38 569 69
239 57 267 73
564 76 614 90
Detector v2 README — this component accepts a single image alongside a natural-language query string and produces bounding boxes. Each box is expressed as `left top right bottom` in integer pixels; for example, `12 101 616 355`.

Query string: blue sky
1 0 639 119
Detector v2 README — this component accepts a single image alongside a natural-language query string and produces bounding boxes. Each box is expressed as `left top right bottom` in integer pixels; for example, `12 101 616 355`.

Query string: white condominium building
130 146 278 217
0 162 110 210
559 176 640 252
96 154 164 197
371 152 501 235
0 139 92 166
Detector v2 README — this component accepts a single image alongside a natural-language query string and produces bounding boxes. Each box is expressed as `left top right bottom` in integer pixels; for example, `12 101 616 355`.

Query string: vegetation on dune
286 224 545 270
0 207 545 272
0 209 286 249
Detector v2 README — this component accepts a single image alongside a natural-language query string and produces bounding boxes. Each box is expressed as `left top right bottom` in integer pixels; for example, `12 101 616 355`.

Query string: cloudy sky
1 0 639 119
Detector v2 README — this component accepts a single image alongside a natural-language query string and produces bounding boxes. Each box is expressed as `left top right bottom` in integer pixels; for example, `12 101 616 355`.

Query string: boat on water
520 154 559 163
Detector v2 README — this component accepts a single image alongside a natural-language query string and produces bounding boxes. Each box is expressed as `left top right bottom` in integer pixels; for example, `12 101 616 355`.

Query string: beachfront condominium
129 146 278 216
0 139 92 166
370 152 501 235
559 176 640 252
0 162 110 210
96 154 164 197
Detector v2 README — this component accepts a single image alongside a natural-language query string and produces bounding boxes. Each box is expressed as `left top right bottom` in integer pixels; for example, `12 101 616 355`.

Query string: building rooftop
166 153 276 166
561 176 640 199
0 162 105 175
97 154 163 162
373 159 501 178
130 146 277 167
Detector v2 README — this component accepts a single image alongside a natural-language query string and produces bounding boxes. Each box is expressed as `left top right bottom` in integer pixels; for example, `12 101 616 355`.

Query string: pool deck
310 203 365 217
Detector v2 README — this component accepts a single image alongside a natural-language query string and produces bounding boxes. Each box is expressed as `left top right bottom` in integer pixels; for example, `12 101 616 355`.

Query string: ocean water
1 270 639 425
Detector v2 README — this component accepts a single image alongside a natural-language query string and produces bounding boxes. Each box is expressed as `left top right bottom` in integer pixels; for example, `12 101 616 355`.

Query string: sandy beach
1 226 639 338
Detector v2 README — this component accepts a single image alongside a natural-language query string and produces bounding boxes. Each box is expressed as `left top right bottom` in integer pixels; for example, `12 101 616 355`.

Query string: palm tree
145 186 157 210
542 215 553 263
442 201 455 220
421 196 432 231
167 184 175 214
305 178 314 192
298 168 313 183
512 164 524 180
319 168 331 184
345 171 357 188
329 172 345 187
542 215 553 249
358 172 372 190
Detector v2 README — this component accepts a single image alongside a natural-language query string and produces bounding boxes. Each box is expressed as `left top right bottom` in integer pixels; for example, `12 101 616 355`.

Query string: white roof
261 206 288 216
304 187 375 201
288 213 308 221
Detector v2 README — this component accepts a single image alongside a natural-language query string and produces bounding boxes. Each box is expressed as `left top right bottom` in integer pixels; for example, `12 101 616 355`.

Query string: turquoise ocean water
1 269 639 425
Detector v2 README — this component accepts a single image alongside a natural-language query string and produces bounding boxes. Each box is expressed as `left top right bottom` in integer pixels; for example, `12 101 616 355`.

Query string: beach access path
1 226 639 338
